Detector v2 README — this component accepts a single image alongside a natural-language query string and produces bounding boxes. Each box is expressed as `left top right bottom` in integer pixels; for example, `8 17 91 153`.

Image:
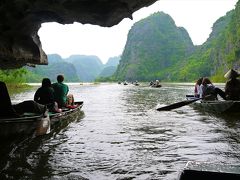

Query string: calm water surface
1 83 240 179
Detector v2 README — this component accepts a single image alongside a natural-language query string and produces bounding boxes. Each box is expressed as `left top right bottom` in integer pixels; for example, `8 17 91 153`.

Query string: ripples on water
1 83 240 179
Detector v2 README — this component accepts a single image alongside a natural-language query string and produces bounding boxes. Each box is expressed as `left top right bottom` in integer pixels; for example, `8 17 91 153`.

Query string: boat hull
191 100 240 113
0 101 83 138
151 85 162 88
0 116 42 138
178 161 240 180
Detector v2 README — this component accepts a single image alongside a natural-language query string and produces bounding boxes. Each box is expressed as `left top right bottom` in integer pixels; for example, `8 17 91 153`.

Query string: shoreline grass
6 83 33 95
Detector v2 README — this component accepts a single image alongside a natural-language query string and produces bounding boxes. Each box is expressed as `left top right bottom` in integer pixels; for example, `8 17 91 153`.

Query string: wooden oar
156 97 202 111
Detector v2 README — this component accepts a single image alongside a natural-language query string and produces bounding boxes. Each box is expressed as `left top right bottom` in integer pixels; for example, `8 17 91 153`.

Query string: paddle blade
157 98 200 111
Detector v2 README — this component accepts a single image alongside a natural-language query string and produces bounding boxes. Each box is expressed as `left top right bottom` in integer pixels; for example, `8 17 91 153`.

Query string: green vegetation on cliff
0 68 32 94
114 1 240 82
27 54 119 82
27 54 79 82
0 68 28 83
114 12 194 81
177 9 236 82
65 55 103 82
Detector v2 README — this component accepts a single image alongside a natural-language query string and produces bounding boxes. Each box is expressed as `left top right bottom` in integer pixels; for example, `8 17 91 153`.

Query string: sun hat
224 69 240 79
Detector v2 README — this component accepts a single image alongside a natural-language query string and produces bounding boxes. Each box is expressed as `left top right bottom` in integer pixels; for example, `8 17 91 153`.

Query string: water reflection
1 83 239 179
0 110 85 179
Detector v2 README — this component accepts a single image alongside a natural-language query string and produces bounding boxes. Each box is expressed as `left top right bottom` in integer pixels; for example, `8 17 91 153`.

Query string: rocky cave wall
0 0 157 69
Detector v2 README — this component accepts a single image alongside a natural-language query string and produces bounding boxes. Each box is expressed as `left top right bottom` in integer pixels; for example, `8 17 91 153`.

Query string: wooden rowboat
151 84 162 88
0 101 83 138
186 95 240 113
190 100 240 113
178 161 240 180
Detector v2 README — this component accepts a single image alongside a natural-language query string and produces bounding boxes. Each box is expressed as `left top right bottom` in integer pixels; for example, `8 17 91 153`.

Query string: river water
1 83 240 179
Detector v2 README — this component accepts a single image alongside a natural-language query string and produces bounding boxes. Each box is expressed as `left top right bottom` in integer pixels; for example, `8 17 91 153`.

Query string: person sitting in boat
52 74 75 108
200 78 226 100
199 78 216 100
0 81 47 117
34 78 62 113
134 80 139 86
194 77 203 98
155 80 160 86
149 81 154 86
224 69 240 100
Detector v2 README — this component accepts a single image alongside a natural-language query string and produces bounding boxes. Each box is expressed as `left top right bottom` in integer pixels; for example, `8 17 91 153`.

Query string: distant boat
151 84 162 88
150 80 162 88
133 81 140 86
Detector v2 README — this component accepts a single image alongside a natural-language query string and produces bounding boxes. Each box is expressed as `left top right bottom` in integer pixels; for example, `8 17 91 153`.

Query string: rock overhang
0 0 157 69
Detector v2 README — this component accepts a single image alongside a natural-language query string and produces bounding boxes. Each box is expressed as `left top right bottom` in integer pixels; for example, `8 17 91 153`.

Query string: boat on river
178 161 240 180
133 82 140 86
186 95 240 113
0 101 83 138
151 84 162 88
150 80 162 88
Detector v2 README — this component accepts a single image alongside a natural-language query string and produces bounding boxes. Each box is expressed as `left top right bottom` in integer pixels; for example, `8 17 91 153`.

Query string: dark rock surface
0 0 157 69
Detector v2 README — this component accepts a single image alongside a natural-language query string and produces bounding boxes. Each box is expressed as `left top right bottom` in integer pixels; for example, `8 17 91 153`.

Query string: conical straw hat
224 69 240 79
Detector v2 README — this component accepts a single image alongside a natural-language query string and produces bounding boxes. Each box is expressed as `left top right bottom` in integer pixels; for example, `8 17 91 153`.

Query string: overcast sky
38 0 238 64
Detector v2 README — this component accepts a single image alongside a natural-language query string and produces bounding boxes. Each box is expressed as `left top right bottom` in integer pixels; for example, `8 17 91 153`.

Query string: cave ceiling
0 0 157 69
